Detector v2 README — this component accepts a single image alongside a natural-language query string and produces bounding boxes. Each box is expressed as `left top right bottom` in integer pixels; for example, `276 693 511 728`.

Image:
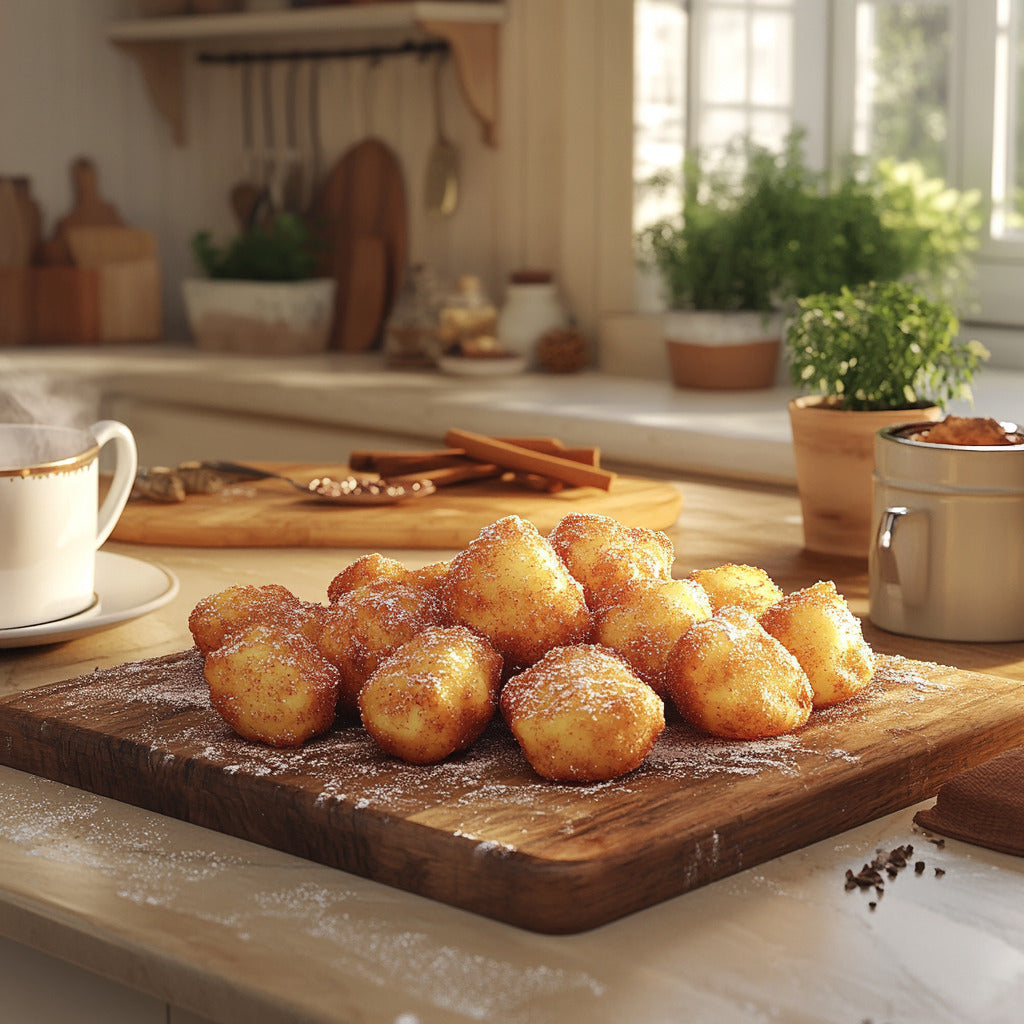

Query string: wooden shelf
108 2 504 146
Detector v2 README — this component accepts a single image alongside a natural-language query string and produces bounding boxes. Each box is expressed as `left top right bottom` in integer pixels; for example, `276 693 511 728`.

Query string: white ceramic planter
183 277 336 354
664 310 783 390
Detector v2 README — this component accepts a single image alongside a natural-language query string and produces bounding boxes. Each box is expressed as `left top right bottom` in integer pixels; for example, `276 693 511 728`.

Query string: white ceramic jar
496 280 567 363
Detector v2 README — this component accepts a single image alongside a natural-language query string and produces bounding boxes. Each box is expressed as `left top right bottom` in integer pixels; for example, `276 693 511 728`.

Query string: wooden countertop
1 471 1022 1023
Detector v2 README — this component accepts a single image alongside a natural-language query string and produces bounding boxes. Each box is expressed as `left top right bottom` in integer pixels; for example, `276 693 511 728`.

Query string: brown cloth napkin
914 745 1024 857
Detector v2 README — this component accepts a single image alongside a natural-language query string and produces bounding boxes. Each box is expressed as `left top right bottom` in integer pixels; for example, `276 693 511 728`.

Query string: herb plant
785 280 989 411
191 213 316 281
637 133 981 314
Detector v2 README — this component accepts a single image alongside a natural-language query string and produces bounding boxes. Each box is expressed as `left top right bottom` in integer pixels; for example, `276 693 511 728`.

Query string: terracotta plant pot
788 396 941 559
664 310 782 390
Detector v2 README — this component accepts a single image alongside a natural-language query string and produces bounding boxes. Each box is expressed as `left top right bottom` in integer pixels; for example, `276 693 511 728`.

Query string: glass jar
436 275 498 357
383 264 441 369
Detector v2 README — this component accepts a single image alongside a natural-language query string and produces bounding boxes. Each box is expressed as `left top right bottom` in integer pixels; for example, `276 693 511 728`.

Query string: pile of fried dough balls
189 512 876 783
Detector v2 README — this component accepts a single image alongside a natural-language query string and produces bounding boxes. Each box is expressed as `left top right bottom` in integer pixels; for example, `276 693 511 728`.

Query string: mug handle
90 420 139 548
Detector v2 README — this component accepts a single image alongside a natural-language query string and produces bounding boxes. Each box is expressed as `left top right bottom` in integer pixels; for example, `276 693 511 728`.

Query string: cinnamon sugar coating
759 580 875 708
592 576 713 696
359 625 502 765
441 515 591 670
547 512 674 610
318 580 446 717
205 623 340 747
687 563 784 617
665 607 813 740
327 554 450 604
189 583 323 655
500 644 665 782
327 554 410 603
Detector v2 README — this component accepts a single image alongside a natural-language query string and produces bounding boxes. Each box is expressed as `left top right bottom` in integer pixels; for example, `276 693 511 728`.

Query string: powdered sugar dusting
0 778 606 1018
10 649 958 819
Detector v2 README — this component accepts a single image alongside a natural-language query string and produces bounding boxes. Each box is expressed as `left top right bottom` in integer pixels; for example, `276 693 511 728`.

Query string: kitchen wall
0 0 635 350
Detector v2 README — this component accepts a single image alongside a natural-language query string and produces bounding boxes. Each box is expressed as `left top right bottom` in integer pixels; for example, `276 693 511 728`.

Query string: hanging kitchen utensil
310 58 408 350
306 58 323 212
280 59 305 214
229 62 264 231
259 60 280 219
424 51 459 218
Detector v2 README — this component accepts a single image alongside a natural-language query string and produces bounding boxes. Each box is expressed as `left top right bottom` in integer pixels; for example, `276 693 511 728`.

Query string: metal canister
869 421 1024 642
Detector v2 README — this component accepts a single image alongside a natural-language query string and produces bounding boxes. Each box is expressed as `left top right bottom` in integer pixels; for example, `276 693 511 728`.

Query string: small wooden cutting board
111 464 684 549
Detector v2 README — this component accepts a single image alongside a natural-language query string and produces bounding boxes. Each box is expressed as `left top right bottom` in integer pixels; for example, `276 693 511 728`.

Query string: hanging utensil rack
195 39 448 66
107 2 503 146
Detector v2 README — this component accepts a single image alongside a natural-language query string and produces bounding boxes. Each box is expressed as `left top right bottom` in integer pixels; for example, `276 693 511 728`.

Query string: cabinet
107 2 505 147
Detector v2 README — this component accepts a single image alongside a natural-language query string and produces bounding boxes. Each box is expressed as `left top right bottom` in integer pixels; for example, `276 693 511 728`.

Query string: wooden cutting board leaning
309 137 407 350
0 649 1021 932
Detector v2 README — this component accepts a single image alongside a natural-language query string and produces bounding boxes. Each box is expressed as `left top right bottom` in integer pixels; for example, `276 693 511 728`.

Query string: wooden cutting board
0 649 1021 933
111 464 684 548
310 137 407 350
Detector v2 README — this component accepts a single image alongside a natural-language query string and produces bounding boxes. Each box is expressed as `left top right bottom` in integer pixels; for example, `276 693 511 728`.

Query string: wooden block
0 268 33 345
67 225 157 266
31 266 100 345
96 260 162 342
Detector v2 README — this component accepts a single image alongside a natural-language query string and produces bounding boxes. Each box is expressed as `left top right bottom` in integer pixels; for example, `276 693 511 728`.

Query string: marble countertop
1 345 1023 1022
5 344 1022 486
0 465 1022 1023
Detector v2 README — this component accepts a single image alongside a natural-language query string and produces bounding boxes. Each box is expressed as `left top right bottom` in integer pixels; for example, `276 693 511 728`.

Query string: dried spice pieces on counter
844 843 946 908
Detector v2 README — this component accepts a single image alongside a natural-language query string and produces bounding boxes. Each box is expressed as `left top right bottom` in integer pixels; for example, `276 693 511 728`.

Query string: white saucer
437 354 528 377
0 551 179 649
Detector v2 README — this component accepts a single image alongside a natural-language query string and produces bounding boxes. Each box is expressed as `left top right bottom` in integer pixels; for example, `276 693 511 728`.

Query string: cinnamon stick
389 462 503 488
443 429 617 491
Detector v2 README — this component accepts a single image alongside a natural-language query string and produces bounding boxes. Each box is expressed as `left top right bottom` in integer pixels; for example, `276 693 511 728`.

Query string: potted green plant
785 279 989 557
183 213 336 354
638 134 901 389
638 133 981 390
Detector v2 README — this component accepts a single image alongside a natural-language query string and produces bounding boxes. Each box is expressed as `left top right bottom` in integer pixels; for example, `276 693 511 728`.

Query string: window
634 0 1024 337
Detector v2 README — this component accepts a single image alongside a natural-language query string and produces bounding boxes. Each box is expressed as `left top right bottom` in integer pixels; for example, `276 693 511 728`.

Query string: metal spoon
424 53 459 218
199 460 436 506
280 60 305 214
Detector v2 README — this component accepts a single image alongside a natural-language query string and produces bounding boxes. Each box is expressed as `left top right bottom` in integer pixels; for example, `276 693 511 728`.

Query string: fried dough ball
759 580 876 708
205 623 340 747
327 555 451 605
665 607 813 740
327 554 409 603
189 583 323 655
547 512 674 609
359 626 502 765
441 515 591 670
592 577 713 695
687 563 783 617
406 559 451 595
318 580 445 717
500 644 665 782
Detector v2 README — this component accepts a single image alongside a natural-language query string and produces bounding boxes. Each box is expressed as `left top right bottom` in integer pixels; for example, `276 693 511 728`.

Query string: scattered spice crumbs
844 843 944 906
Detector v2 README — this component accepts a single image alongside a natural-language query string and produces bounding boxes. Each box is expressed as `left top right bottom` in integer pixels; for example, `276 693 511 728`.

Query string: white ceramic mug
0 420 138 629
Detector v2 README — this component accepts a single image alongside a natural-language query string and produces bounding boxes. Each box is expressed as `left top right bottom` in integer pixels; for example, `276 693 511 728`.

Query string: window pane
1010 0 1024 230
853 1 951 178
633 0 687 233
